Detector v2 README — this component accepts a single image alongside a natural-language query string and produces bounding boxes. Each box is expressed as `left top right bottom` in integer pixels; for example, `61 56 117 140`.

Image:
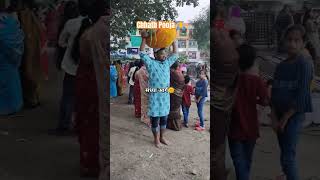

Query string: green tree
178 54 188 63
191 7 210 52
110 0 199 39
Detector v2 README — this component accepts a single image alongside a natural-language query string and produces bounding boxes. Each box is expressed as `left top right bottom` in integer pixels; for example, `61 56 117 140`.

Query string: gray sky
176 0 210 23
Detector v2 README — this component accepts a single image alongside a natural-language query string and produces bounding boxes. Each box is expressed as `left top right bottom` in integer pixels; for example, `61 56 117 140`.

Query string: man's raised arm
140 38 147 52
140 30 148 52
139 30 152 66
172 40 177 54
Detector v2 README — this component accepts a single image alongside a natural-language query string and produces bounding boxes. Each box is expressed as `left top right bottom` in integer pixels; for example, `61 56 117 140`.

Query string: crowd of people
1 0 109 178
1 0 49 115
213 4 314 180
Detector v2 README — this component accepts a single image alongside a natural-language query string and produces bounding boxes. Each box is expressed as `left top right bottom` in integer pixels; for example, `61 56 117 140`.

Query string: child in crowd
271 25 313 180
139 31 178 148
195 70 209 131
181 75 195 128
228 44 269 180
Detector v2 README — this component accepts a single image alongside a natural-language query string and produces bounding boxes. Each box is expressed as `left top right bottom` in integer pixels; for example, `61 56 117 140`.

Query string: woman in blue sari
0 8 24 115
110 63 118 98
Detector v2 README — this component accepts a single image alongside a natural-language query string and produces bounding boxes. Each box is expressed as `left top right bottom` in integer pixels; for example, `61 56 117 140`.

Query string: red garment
40 25 48 78
45 10 59 43
74 42 99 177
134 78 141 118
122 67 126 89
182 84 194 107
229 73 269 141
124 64 129 75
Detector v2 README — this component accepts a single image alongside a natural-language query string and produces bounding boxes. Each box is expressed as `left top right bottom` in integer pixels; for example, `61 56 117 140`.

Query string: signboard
130 36 142 47
127 48 139 55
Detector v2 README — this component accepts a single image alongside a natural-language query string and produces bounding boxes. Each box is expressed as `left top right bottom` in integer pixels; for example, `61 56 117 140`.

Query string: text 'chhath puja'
136 21 176 29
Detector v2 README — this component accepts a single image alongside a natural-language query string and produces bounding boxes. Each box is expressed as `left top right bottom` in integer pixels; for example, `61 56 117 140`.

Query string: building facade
176 22 201 61
125 30 153 59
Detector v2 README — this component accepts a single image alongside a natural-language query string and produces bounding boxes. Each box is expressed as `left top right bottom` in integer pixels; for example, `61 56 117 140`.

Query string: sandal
195 121 200 127
195 126 205 131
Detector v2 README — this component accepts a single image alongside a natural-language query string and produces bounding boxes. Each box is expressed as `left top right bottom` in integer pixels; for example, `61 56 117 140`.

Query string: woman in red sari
134 71 141 118
73 0 108 177
40 22 49 80
122 65 127 90
133 61 143 118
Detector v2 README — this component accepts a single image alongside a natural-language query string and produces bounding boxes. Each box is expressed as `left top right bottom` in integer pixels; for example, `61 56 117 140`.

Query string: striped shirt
271 54 313 116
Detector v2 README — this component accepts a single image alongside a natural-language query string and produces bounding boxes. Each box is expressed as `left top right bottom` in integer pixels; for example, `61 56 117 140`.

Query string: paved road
0 49 95 180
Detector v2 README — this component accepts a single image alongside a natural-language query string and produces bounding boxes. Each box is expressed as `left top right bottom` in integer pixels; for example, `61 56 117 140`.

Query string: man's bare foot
152 131 161 148
154 138 161 148
160 138 169 145
154 135 161 148
154 142 161 148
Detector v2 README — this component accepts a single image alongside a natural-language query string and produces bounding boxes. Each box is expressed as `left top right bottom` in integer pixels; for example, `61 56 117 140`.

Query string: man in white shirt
127 61 138 104
50 3 86 135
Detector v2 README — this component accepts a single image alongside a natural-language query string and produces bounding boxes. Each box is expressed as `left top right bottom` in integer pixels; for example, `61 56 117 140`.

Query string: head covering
230 6 241 18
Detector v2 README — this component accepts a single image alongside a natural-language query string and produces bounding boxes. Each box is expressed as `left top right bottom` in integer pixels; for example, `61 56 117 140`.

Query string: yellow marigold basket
146 28 177 48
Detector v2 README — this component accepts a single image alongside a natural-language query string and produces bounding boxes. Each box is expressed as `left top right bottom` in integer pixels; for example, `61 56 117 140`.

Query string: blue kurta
0 13 24 115
139 52 179 117
110 65 118 97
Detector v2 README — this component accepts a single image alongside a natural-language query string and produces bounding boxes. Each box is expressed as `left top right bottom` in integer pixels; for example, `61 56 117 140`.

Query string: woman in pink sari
135 62 150 126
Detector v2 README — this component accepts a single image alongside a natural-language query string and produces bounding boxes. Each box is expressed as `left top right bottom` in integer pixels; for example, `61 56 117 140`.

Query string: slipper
195 126 205 131
195 121 200 127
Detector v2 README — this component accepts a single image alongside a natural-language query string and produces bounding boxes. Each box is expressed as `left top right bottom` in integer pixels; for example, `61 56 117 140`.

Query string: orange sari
116 64 124 95
18 8 43 107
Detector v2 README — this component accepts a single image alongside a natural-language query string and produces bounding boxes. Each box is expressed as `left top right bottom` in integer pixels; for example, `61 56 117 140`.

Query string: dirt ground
110 91 210 180
0 48 95 180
